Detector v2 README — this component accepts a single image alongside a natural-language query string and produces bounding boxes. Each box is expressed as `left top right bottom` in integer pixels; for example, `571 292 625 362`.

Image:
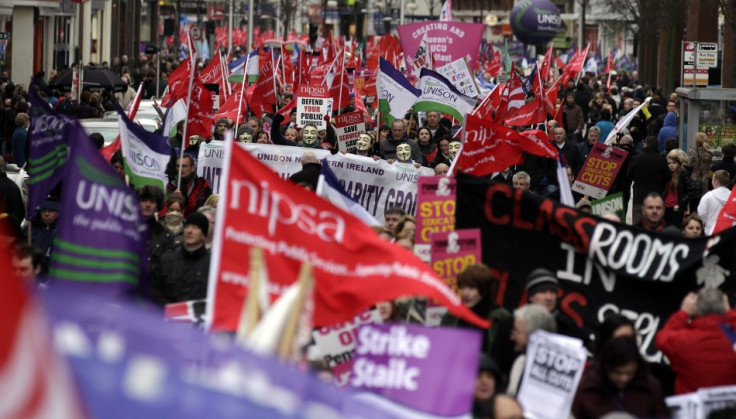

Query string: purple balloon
510 0 561 45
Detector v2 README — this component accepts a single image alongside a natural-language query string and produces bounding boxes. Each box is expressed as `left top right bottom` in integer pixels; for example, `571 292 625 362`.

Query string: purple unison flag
48 121 148 295
27 87 69 218
351 324 480 417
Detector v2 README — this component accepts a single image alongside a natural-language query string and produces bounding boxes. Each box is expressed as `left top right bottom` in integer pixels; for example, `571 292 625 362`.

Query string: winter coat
379 136 423 162
441 298 510 354
0 171 25 224
595 119 615 143
656 310 736 394
557 140 585 176
662 170 691 210
657 112 677 154
563 103 584 134
571 368 668 419
11 127 27 167
289 162 322 190
152 244 210 305
689 145 715 196
24 216 57 265
627 146 670 206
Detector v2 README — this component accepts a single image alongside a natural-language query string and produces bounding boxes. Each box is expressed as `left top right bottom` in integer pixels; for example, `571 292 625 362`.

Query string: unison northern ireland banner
455 175 736 364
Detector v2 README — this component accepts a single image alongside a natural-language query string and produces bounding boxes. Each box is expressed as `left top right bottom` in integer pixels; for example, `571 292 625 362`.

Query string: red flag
164 57 194 104
249 58 278 106
504 97 547 127
276 95 297 125
495 68 525 122
455 113 523 176
329 60 350 110
207 143 490 332
713 187 736 234
0 238 87 417
472 83 502 121
354 82 369 117
544 81 559 116
297 48 310 86
560 44 589 87
360 70 377 99
519 129 559 159
214 83 247 125
540 45 554 84
200 51 227 106
185 80 214 143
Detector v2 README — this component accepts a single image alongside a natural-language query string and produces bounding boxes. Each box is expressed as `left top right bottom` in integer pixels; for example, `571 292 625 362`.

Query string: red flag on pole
207 142 490 332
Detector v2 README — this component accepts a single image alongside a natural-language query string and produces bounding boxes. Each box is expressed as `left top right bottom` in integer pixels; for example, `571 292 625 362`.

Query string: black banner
456 175 736 364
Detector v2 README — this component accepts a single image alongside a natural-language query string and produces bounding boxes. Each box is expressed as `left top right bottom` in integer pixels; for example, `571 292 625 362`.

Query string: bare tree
718 0 736 87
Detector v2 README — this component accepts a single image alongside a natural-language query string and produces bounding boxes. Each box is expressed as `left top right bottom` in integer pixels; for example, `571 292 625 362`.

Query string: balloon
510 0 561 45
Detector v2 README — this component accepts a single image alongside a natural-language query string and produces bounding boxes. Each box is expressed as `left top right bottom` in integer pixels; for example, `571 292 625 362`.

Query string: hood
663 111 677 127
713 186 732 204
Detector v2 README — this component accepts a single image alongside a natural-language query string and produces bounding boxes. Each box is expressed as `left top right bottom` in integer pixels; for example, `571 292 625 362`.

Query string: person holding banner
572 336 668 419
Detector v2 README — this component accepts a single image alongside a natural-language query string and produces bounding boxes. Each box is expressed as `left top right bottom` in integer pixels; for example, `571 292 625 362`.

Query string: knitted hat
39 200 60 212
525 268 559 297
237 125 252 136
216 118 232 128
185 212 209 236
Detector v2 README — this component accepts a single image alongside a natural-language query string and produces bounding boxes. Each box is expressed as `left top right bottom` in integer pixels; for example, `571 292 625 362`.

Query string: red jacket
655 310 736 394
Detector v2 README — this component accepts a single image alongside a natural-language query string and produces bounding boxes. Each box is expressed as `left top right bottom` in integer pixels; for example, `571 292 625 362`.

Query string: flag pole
337 49 345 115
177 31 197 192
277 261 313 359
234 52 251 136
235 247 265 343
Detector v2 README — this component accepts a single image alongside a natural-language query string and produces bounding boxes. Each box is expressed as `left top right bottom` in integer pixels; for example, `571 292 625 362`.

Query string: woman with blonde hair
688 132 714 208
663 149 691 226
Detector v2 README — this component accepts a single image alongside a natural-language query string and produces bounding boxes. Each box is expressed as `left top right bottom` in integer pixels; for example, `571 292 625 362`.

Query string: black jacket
628 146 670 206
152 244 210 305
0 172 24 224
289 162 322 190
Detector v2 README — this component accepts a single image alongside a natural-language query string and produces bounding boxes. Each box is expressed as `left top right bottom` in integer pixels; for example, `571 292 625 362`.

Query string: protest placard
415 176 456 261
397 21 485 70
296 84 332 130
590 192 625 219
312 309 382 385
518 330 587 419
351 324 480 417
198 143 433 223
430 229 481 292
572 143 628 198
334 111 366 153
436 57 481 98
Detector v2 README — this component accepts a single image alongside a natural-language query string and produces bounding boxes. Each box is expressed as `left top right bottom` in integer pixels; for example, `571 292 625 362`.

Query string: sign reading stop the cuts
296 84 333 130
334 111 366 153
311 309 382 386
572 143 628 199
430 229 481 292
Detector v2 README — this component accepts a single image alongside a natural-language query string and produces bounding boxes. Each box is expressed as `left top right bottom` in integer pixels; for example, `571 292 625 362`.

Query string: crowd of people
1 48 736 419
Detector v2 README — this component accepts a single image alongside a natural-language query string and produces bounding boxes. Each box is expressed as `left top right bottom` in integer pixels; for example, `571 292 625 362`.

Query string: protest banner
666 386 736 419
436 57 481 98
296 84 332 130
415 176 456 261
41 288 406 418
28 87 69 218
378 58 420 125
334 111 366 153
197 143 433 223
397 21 485 70
312 309 382 385
49 121 148 296
351 324 480 417
415 68 476 123
572 143 628 198
590 192 625 220
455 176 736 365
207 142 488 333
518 331 587 419
430 229 482 292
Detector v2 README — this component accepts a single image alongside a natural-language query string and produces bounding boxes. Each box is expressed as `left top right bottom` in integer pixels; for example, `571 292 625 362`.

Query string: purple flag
351 324 480 416
48 121 148 295
27 87 69 218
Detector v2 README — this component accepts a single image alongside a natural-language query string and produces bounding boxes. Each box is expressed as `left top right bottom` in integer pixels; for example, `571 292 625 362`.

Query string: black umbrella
51 67 128 93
